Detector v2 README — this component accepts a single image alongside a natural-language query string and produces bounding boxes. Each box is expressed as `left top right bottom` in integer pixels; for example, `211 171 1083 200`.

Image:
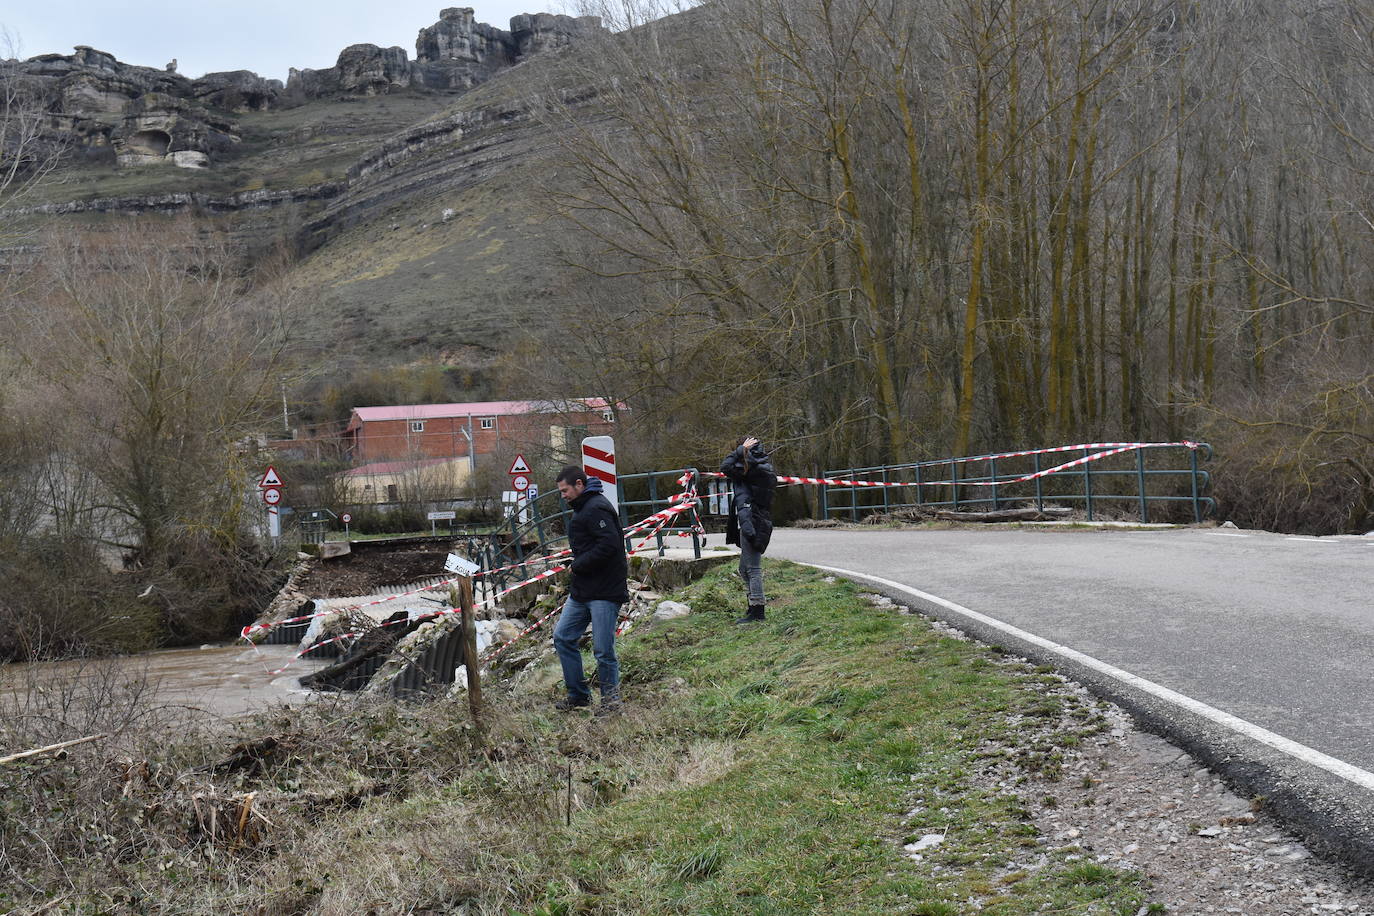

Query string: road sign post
581 436 617 512
259 467 285 544
428 509 457 536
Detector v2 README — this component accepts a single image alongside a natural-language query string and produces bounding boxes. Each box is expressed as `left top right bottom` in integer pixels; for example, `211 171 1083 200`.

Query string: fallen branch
0 733 107 766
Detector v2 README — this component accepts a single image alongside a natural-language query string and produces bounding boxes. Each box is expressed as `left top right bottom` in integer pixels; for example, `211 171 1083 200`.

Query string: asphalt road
766 524 1374 872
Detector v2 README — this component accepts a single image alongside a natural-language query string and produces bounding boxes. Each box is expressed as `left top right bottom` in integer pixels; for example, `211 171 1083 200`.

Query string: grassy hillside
28 53 599 369
0 562 1155 914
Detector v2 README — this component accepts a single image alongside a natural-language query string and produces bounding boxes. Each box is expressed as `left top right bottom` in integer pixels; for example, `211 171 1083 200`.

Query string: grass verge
1 561 1150 914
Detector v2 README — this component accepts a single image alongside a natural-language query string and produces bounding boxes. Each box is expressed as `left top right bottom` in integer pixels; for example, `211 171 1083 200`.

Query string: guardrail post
989 457 1000 510
1083 448 1095 520
915 461 924 507
1136 448 1149 523
950 458 960 509
882 466 890 513
1033 453 1044 511
690 468 703 558
1190 446 1202 523
820 476 830 520
532 494 548 554
510 510 524 563
850 467 859 522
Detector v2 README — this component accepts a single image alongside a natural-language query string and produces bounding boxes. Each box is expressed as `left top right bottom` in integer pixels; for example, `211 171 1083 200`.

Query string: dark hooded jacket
721 443 777 553
566 477 629 604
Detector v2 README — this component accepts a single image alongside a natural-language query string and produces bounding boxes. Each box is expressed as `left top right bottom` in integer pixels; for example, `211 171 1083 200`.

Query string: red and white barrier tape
242 501 701 643
240 549 573 640
704 441 1200 490
258 499 706 675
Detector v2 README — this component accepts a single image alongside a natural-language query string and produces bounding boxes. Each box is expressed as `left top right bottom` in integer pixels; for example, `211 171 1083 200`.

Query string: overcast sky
2 2 574 83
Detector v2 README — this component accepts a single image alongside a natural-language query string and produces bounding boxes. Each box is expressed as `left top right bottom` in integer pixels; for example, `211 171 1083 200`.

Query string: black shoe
595 698 623 717
555 696 592 711
735 605 765 624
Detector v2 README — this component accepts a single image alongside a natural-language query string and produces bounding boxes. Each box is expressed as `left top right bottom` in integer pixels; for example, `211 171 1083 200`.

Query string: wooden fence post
457 576 484 733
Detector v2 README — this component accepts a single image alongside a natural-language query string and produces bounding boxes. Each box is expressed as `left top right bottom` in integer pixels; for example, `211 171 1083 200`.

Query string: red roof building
342 398 618 466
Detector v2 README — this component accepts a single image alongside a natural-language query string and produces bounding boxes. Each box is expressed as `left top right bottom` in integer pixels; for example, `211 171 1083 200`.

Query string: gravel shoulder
871 596 1374 915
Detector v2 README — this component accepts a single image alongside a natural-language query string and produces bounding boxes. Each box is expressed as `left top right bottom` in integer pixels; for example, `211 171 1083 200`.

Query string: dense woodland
533 0 1374 534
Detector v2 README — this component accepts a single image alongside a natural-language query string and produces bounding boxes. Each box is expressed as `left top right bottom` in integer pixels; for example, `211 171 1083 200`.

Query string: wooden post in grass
454 577 484 732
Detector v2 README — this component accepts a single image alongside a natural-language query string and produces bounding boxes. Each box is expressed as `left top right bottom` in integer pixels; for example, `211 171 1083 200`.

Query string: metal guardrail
475 467 704 599
822 442 1214 524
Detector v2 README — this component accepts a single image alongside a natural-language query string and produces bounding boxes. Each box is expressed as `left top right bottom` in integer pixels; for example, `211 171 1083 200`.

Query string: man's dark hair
556 465 587 485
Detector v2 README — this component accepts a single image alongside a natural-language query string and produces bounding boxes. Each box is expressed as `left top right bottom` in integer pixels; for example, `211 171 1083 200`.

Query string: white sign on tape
445 553 481 576
428 510 457 520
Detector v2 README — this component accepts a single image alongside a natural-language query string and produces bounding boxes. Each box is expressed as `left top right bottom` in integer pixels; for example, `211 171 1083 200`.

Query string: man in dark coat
551 465 629 713
721 436 777 623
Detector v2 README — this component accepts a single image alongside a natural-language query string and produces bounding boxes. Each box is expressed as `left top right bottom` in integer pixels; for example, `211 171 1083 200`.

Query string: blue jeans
552 597 621 702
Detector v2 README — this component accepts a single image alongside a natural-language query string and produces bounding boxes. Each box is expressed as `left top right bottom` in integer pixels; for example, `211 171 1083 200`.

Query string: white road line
1285 537 1339 544
804 562 1374 795
1206 532 1249 538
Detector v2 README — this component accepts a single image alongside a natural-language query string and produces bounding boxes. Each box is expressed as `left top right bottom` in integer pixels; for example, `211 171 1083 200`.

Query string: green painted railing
822 442 1214 524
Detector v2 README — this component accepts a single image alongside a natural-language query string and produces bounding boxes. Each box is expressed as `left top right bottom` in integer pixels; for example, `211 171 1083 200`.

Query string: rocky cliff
4 6 628 366
9 8 604 170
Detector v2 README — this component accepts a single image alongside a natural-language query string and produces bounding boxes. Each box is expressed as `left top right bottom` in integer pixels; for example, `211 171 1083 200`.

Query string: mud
293 543 454 597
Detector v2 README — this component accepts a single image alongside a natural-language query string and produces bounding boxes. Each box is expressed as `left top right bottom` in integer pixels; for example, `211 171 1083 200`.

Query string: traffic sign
262 486 281 506
341 513 352 524
582 436 617 511
508 454 531 476
258 466 283 488
511 474 530 492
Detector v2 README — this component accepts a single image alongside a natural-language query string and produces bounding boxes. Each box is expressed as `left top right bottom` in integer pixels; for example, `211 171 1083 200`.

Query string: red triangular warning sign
258 465 283 488
508 454 531 475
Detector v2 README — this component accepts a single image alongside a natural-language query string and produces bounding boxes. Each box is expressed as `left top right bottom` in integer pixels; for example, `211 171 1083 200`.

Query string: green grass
0 561 1151 914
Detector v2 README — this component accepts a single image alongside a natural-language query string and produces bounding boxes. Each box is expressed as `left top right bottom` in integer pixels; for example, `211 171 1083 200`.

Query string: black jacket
566 478 629 604
721 444 777 553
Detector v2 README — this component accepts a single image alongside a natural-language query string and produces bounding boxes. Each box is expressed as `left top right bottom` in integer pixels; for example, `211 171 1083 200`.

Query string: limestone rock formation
288 44 413 98
192 70 284 111
13 46 239 169
7 8 605 176
414 8 606 90
414 7 515 90
510 12 605 58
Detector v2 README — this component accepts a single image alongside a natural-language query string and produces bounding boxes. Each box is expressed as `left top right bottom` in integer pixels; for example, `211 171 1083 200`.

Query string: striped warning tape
705 441 1200 490
242 497 694 642
257 499 705 675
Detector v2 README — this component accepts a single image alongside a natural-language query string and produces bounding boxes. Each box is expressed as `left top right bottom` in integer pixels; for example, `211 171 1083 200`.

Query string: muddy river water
0 643 330 721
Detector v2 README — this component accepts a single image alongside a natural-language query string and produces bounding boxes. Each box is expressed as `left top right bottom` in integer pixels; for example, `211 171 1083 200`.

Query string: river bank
1 562 1370 914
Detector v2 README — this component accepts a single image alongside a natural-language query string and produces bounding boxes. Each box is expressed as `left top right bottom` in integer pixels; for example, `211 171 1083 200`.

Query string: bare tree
8 220 297 640
0 29 62 237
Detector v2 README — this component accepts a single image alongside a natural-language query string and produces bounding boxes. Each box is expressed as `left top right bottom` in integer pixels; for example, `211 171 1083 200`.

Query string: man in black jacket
721 436 777 623
551 465 629 713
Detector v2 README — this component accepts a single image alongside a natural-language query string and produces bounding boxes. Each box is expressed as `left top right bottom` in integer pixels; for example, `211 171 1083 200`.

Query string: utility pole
280 378 290 438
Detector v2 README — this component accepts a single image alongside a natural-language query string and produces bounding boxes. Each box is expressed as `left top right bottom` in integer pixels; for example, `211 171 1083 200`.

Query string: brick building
342 398 618 468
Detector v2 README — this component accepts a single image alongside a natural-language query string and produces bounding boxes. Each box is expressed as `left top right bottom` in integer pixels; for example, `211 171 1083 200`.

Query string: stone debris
904 833 946 860
652 600 691 621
